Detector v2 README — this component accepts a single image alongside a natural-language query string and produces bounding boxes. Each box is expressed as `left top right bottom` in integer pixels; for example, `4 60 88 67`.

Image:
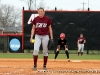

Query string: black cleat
33 65 37 70
43 65 47 70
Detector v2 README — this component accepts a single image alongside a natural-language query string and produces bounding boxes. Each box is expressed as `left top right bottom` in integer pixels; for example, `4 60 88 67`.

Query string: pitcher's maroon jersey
78 37 86 44
32 16 52 35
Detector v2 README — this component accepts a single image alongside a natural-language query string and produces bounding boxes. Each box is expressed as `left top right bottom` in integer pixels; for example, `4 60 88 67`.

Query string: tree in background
22 0 34 10
0 4 21 28
21 0 46 10
37 0 45 9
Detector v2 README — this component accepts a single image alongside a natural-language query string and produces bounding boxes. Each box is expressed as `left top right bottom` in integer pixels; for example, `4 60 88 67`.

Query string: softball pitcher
54 33 70 62
77 33 86 56
30 7 53 70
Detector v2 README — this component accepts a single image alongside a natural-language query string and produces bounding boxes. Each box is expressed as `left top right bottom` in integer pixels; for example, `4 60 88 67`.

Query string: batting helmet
60 33 65 38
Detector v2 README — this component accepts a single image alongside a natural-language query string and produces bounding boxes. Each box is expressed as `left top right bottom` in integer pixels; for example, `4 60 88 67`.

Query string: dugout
0 35 8 53
23 10 100 54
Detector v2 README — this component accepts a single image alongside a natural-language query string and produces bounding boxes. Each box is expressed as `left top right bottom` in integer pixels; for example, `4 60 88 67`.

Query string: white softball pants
78 44 84 52
33 34 49 56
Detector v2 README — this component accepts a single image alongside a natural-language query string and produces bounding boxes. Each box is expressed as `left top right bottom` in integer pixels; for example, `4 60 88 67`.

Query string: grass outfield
0 53 100 60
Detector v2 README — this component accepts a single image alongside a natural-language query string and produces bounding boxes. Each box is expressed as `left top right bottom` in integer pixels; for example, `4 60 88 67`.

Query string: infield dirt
0 59 100 75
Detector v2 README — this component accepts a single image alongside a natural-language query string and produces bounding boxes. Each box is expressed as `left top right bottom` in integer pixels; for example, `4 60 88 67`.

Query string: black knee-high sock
55 51 59 59
65 50 69 59
78 52 80 56
81 52 83 56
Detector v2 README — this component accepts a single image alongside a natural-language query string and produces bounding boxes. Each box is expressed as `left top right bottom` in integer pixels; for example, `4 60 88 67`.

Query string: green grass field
0 53 100 60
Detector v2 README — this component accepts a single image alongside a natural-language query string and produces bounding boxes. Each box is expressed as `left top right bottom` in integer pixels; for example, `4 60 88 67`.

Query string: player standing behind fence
30 7 53 70
54 33 70 62
77 33 86 56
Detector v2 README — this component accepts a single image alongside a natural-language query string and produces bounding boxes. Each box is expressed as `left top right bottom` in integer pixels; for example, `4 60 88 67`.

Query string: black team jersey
58 38 67 45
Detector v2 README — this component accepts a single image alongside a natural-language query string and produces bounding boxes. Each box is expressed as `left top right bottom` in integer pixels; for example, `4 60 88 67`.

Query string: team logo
27 14 38 24
9 38 20 51
61 42 64 44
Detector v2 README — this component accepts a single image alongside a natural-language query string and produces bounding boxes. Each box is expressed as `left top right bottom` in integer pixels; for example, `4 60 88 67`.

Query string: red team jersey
78 37 86 44
32 16 52 35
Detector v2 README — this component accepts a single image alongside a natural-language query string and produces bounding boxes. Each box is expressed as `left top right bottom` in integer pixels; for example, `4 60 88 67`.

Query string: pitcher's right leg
33 34 41 70
78 44 81 56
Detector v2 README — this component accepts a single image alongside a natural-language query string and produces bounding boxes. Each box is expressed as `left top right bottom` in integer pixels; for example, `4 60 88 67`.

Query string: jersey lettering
79 39 83 41
36 23 47 28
